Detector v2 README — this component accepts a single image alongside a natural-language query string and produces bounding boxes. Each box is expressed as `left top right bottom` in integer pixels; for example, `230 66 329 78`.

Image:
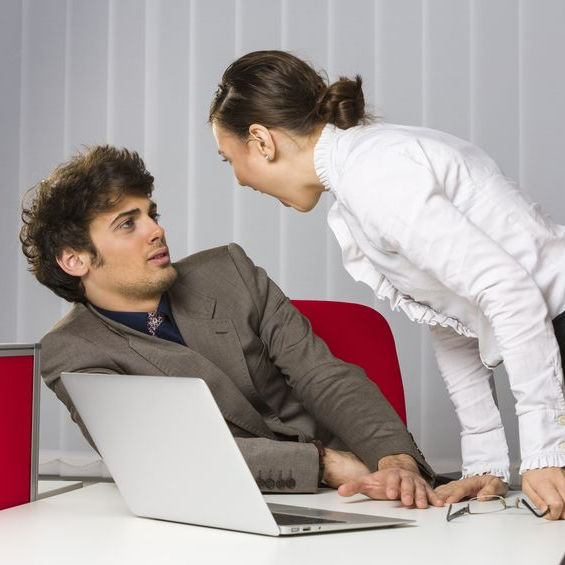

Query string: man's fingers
398 474 416 507
337 480 362 497
385 471 401 501
413 481 429 509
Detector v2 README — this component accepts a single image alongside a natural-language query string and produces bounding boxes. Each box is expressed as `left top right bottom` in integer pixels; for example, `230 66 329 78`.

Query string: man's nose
148 219 165 242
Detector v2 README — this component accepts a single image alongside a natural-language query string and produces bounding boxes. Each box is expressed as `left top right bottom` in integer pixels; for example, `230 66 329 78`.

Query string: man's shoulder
40 303 119 387
173 242 251 279
42 303 97 339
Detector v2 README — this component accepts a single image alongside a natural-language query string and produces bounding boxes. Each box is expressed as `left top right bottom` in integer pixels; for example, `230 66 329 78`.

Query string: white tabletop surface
0 483 563 565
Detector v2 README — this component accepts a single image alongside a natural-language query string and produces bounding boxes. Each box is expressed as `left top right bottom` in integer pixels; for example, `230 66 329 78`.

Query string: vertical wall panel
471 0 521 471
471 0 519 179
17 0 68 452
187 0 236 253
0 0 22 343
67 0 109 152
281 0 330 298
145 0 190 262
107 0 145 151
17 0 68 343
374 0 423 125
326 0 376 307
374 0 425 440
519 0 565 220
422 0 471 138
419 0 472 465
232 0 282 280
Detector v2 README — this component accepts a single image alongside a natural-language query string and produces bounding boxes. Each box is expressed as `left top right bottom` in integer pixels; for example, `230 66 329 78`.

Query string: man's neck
87 294 161 313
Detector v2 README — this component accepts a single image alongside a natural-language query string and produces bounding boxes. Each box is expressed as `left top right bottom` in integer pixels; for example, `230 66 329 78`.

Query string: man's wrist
311 440 326 484
378 453 420 474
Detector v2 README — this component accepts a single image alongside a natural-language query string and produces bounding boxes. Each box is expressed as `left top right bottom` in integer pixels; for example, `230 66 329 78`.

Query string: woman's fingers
522 468 565 520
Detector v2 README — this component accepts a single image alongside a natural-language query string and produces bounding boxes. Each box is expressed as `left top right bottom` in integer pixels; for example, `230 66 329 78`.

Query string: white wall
2 0 565 476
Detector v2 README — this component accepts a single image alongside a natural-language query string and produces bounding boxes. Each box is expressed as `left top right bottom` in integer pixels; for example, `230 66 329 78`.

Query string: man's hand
321 448 370 487
337 453 443 509
434 475 508 504
522 467 565 520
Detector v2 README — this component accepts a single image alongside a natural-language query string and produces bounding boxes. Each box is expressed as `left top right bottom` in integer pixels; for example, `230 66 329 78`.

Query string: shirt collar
91 294 172 333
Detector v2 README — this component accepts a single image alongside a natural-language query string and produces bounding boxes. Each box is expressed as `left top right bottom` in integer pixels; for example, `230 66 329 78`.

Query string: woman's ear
248 124 276 160
56 248 90 277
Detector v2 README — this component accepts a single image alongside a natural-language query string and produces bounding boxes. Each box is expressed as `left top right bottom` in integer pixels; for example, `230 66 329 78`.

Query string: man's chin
156 264 178 293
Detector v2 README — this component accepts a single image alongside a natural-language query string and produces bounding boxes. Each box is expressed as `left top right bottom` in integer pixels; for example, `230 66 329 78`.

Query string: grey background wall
2 0 564 476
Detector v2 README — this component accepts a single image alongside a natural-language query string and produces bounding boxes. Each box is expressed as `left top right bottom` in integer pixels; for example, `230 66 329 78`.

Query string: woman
210 50 565 519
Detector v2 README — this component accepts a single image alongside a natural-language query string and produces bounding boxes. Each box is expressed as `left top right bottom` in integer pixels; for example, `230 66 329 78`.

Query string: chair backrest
0 344 40 510
291 300 406 424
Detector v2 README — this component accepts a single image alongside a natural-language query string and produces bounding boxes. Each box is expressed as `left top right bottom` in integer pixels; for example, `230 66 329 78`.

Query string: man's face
81 195 177 311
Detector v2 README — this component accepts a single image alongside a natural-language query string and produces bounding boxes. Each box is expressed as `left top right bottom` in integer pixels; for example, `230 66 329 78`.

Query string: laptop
61 372 413 536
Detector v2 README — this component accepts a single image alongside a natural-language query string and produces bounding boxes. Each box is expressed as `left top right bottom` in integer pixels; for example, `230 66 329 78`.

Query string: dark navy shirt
93 294 186 346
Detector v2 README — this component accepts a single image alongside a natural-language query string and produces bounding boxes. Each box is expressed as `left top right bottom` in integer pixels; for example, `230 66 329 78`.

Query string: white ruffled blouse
314 122 565 482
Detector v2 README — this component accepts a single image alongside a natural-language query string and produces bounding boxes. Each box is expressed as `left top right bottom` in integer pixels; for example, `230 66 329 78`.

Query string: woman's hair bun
317 75 367 129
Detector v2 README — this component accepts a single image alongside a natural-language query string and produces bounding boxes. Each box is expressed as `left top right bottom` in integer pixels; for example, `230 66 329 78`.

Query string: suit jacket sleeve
41 309 322 493
227 243 435 483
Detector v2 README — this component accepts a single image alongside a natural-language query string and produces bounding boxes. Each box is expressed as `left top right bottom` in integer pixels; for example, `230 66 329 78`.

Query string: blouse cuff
461 427 510 483
520 451 565 474
461 464 510 484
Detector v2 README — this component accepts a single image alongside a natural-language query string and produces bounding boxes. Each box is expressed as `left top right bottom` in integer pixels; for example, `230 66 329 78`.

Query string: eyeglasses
446 495 550 522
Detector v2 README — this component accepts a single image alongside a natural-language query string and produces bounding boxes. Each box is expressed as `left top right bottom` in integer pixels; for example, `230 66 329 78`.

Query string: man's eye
221 157 229 163
119 219 134 229
150 212 161 223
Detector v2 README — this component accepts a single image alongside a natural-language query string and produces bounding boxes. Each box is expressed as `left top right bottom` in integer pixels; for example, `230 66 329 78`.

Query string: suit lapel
168 280 260 398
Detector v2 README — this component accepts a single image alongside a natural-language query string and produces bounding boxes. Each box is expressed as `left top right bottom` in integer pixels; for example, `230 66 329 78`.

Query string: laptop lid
61 372 412 536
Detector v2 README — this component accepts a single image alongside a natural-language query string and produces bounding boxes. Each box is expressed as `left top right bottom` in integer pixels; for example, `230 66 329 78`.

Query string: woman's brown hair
209 50 371 138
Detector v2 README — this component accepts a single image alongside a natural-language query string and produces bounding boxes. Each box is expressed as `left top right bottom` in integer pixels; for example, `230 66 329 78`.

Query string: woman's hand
434 475 508 503
522 467 565 520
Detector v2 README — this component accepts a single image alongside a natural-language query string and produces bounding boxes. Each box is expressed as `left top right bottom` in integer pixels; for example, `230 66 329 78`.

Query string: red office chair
291 300 406 424
0 344 40 511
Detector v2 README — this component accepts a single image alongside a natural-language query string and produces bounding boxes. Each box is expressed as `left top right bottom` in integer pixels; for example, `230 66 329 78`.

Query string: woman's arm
345 145 565 474
428 324 510 481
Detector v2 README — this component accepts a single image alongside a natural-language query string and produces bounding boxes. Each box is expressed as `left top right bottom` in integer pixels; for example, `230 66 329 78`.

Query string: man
21 145 442 508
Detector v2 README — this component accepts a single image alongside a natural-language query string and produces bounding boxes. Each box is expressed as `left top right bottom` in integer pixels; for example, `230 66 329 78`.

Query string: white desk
0 483 563 565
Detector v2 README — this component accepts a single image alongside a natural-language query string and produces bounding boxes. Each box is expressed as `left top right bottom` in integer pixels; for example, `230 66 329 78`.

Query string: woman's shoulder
343 122 499 176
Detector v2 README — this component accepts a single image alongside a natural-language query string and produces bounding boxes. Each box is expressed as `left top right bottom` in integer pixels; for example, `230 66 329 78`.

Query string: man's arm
41 316 322 493
227 243 435 485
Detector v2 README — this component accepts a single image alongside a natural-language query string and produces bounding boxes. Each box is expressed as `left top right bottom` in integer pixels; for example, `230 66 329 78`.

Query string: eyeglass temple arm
446 504 470 522
519 498 550 518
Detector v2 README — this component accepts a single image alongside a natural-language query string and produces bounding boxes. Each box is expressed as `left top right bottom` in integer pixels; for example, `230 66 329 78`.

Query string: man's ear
248 124 276 160
56 248 90 277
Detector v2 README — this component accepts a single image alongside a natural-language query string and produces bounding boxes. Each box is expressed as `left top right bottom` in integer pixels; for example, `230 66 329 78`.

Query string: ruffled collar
313 123 337 192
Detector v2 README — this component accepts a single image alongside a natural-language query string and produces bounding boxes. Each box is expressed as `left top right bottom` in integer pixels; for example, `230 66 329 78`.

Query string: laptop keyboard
272 512 345 526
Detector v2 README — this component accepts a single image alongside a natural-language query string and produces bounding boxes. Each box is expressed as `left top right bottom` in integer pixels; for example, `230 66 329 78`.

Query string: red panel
0 355 34 510
291 300 407 424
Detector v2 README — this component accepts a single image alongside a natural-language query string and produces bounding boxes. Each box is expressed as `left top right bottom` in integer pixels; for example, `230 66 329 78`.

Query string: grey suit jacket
41 243 435 492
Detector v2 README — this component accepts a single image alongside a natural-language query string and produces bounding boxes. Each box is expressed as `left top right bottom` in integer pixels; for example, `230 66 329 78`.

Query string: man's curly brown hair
20 145 154 303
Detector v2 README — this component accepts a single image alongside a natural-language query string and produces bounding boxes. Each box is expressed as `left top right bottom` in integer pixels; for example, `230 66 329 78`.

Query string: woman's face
212 122 319 211
212 122 270 191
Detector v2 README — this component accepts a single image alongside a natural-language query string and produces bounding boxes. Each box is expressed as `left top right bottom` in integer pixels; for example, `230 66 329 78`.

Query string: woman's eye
150 213 161 223
221 157 229 163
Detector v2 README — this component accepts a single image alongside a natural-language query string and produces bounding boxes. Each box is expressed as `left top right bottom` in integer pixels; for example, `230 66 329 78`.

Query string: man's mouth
147 247 170 266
